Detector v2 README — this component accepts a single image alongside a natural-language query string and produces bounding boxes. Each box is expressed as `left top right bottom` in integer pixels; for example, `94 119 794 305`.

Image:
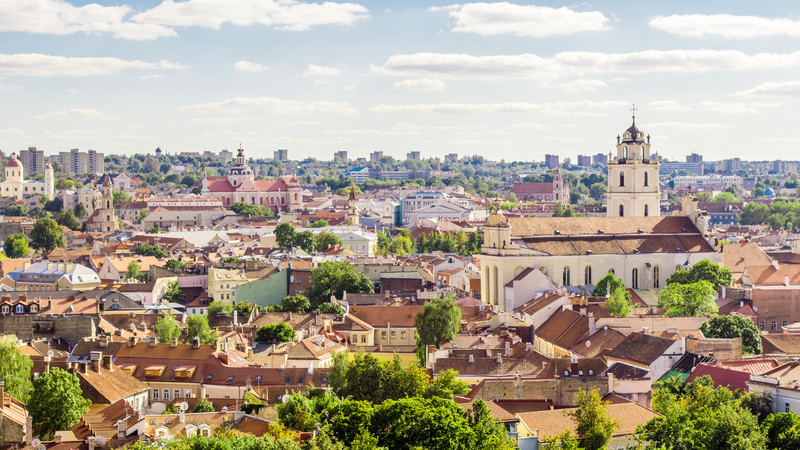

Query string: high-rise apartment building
406 151 421 160
445 153 458 163
333 150 348 163
577 155 592 167
370 151 383 162
544 154 559 169
593 153 609 165
19 147 45 175
57 148 104 175
274 149 288 161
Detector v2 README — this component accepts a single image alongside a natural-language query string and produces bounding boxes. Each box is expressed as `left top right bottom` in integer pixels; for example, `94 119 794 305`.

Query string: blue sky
1 1 799 163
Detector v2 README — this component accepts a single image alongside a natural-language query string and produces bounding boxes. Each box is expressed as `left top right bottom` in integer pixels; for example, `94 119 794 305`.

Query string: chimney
192 336 200 349
496 355 502 364
579 307 586 316
117 420 126 439
504 340 511 357
90 351 102 372
87 436 96 450
25 415 32 446
570 356 579 376
80 361 89 374
103 355 114 372
99 335 109 348
170 338 178 348
149 338 158 347
128 336 138 347
54 433 63 444
773 260 780 271
44 355 51 372
641 327 650 335
468 354 474 363
786 275 790 287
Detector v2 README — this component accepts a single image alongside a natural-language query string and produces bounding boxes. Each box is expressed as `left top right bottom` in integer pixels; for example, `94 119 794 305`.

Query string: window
619 204 624 217
381 331 387 339
298 377 303 383
584 266 592 285
759 322 765 331
784 321 789 328
1 305 8 314
150 419 156 425
152 389 159 400
254 376 262 383
644 172 649 187
163 389 170 401
276 395 283 402
166 418 172 425
619 172 625 187
631 268 639 289
226 376 234 382
185 389 192 397
15 305 23 313
787 403 791 413
174 389 180 399
285 377 291 383
562 266 571 286
653 266 660 289
644 204 649 217
772 322 778 331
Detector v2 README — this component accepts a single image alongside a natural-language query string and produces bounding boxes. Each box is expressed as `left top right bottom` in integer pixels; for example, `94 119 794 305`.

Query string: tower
44 163 54 200
2 153 24 199
287 175 302 211
606 106 660 217
227 147 254 187
347 182 359 226
94 174 118 233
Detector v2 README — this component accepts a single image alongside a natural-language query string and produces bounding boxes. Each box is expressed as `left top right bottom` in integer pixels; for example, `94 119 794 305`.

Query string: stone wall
0 315 97 345
471 376 608 405
686 337 742 361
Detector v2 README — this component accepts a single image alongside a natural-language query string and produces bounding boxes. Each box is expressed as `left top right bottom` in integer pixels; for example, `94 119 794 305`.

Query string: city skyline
1 1 800 161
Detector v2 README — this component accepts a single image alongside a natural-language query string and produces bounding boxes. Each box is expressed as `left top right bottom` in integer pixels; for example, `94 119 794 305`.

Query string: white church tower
44 163 54 200
606 105 660 217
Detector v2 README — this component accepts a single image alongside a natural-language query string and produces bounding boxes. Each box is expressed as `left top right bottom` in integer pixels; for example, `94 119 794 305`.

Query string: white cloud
132 0 369 32
373 49 800 80
35 108 117 120
647 122 731 130
0 0 175 40
700 101 781 115
432 3 609 37
558 79 606 92
0 128 23 135
507 122 548 130
182 96 358 115
648 100 690 112
736 81 800 97
373 100 625 114
393 79 446 91
301 64 343 77
0 0 367 40
0 53 185 77
234 61 270 73
649 14 800 39
141 74 163 80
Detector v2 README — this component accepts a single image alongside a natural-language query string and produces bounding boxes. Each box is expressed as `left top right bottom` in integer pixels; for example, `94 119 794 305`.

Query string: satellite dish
180 402 189 412
96 436 107 446
47 350 54 357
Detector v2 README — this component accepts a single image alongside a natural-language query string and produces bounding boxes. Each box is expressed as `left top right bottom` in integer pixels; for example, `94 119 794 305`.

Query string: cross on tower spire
630 103 637 125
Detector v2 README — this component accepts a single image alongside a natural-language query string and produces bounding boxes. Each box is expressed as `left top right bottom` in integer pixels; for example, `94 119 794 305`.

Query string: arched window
493 266 499 306
562 266 571 286
584 266 592 285
620 172 625 187
644 171 649 187
632 268 639 289
484 268 490 302
619 204 624 217
644 204 649 217
653 266 660 289
623 146 628 159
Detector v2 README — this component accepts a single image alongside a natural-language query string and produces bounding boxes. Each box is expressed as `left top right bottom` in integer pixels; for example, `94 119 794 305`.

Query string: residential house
741 262 800 332
605 332 686 382
0 261 101 291
208 268 248 305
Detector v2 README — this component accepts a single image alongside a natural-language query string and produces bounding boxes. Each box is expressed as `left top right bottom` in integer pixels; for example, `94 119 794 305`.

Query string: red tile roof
686 363 753 392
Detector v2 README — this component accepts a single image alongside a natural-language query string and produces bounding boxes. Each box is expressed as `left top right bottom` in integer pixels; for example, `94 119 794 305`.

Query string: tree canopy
667 259 732 289
3 233 29 258
571 388 618 450
658 280 719 317
186 314 217 345
28 367 91 439
306 261 374 308
155 312 182 343
255 323 296 343
700 315 762 355
0 341 33 402
134 243 168 258
605 286 632 318
592 272 628 297
414 293 462 364
30 217 65 253
274 223 296 248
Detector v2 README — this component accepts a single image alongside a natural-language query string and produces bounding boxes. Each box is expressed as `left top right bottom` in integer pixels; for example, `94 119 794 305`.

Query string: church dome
5 157 21 168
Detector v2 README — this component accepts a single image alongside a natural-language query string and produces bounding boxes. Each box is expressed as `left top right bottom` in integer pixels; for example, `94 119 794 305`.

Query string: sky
1 1 800 163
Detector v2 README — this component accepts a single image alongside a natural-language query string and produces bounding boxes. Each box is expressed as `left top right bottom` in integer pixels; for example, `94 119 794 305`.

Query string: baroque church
0 153 54 200
480 114 719 312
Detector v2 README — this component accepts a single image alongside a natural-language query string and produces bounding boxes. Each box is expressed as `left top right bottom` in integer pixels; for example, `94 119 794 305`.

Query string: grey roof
6 262 100 285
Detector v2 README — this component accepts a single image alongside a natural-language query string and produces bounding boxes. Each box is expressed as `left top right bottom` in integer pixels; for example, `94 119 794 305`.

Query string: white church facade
0 153 54 200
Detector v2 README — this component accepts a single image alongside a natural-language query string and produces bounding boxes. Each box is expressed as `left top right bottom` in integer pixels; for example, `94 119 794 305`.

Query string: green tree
277 392 318 432
162 280 182 303
701 315 762 355
668 258 732 289
605 286 632 317
414 293 462 364
293 230 316 253
134 243 168 258
207 300 231 317
187 314 216 345
388 235 414 255
425 368 470 399
164 258 185 273
278 295 311 313
589 182 607 201
255 323 296 343
55 209 80 230
713 191 738 203
27 367 90 439
570 388 618 450
126 260 142 281
192 397 214 413
543 431 581 450
233 301 254 318
112 190 132 205
5 205 27 216
466 399 518 450
318 302 345 315
328 399 375 444
155 312 182 343
659 280 719 317
137 208 147 224
0 342 33 402
73 202 87 218
315 232 343 251
309 219 329 228
3 233 29 258
306 261 374 308
762 413 800 450
274 223 296 248
592 272 627 297
30 217 65 253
